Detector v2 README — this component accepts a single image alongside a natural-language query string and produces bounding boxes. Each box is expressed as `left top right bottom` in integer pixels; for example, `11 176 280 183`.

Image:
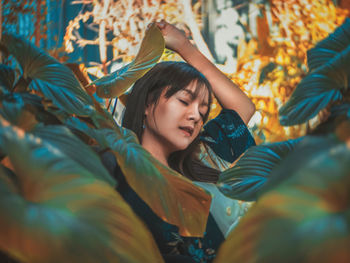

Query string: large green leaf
0 65 16 91
215 136 350 263
0 90 63 131
0 117 163 263
32 125 116 187
0 34 94 117
280 23 350 126
307 48 338 73
307 18 350 71
330 102 350 118
66 117 212 237
217 138 302 201
94 23 165 98
279 73 344 126
259 136 343 194
0 91 25 123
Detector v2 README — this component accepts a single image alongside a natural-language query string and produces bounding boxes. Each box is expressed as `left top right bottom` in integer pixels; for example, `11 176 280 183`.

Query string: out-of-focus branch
35 0 42 47
99 0 110 74
181 0 214 62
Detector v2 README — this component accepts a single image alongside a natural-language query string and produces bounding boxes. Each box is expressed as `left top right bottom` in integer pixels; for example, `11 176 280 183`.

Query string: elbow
247 101 256 121
242 101 256 125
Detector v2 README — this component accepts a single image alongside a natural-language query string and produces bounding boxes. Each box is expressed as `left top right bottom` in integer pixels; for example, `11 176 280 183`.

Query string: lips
179 126 194 136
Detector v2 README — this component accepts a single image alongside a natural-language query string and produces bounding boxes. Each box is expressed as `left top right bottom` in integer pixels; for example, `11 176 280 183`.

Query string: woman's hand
154 20 190 53
149 20 255 124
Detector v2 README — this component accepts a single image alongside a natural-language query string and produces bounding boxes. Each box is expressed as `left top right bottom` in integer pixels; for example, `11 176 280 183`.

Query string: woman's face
142 81 209 155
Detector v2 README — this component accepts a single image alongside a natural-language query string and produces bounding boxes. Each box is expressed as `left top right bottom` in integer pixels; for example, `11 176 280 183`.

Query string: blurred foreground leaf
279 18 350 126
67 117 212 237
0 65 16 91
0 34 94 117
94 23 165 98
0 117 163 263
215 136 350 263
218 138 302 201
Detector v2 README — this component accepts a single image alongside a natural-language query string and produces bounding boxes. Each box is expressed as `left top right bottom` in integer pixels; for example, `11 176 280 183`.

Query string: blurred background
2 0 349 144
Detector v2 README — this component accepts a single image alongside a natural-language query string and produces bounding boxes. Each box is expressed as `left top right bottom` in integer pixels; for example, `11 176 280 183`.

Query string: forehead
177 81 209 103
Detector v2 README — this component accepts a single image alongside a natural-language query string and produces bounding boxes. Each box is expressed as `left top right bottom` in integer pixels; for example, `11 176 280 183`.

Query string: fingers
146 19 167 31
157 19 166 28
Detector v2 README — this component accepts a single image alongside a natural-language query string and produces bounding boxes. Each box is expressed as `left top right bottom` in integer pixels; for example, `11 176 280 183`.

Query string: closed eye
179 99 189 106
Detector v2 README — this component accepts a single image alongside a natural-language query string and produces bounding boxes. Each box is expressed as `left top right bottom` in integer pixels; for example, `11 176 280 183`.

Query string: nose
187 104 201 122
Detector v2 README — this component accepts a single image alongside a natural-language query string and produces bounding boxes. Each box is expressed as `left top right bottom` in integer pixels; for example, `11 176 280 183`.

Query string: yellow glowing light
64 0 348 144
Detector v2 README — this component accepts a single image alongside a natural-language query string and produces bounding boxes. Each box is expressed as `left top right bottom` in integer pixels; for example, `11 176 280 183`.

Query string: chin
172 140 193 152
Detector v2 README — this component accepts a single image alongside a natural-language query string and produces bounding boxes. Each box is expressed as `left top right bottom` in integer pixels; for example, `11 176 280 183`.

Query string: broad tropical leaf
307 18 350 71
0 65 16 90
0 90 63 130
330 102 350 118
280 22 350 126
215 136 350 263
0 117 163 263
307 103 350 135
32 125 116 186
279 73 344 126
0 34 94 117
259 136 343 194
94 23 165 98
67 117 212 237
217 138 302 201
307 48 338 73
0 91 39 131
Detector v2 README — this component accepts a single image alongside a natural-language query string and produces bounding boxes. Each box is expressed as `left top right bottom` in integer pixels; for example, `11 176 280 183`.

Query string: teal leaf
0 64 16 90
307 48 337 73
217 138 302 201
32 125 116 187
0 34 94 117
258 62 277 84
307 18 350 71
0 92 25 124
94 23 165 98
0 91 61 130
0 118 164 263
215 136 350 263
280 20 350 126
67 118 212 237
279 74 343 125
98 127 212 237
330 102 350 118
259 136 341 194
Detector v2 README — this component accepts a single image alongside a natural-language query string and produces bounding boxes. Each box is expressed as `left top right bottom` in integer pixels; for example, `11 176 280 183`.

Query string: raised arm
156 20 255 124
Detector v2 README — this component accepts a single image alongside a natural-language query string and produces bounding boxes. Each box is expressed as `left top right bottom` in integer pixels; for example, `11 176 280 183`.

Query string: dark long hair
122 61 220 182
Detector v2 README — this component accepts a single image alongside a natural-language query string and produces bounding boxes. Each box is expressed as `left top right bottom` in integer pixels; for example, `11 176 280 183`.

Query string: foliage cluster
0 10 349 263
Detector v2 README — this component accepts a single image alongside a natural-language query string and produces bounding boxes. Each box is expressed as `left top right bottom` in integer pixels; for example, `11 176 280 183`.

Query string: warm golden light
65 0 348 144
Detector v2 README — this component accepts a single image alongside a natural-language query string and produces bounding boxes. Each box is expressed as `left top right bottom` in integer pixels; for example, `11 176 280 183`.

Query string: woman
123 20 255 180
107 21 256 262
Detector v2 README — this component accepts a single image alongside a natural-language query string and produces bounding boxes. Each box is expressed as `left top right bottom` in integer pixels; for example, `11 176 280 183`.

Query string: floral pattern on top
201 109 256 164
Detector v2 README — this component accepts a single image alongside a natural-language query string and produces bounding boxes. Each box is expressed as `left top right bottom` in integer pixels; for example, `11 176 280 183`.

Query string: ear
144 103 153 117
145 105 150 116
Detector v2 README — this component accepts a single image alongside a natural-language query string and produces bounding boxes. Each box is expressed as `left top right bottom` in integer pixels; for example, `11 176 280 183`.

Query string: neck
141 132 172 168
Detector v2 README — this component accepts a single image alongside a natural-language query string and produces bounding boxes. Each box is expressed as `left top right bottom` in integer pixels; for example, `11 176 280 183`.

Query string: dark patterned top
102 109 255 263
201 109 256 163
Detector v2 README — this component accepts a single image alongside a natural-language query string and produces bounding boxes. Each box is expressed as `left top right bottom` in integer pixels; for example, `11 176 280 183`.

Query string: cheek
158 100 180 121
193 124 203 137
152 102 176 129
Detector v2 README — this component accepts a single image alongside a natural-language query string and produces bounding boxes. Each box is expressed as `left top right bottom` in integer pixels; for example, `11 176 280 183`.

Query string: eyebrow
182 89 209 107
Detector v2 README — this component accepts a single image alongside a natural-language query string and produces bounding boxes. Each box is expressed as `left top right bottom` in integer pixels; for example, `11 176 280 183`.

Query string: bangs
165 79 212 122
142 61 213 122
165 79 209 101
